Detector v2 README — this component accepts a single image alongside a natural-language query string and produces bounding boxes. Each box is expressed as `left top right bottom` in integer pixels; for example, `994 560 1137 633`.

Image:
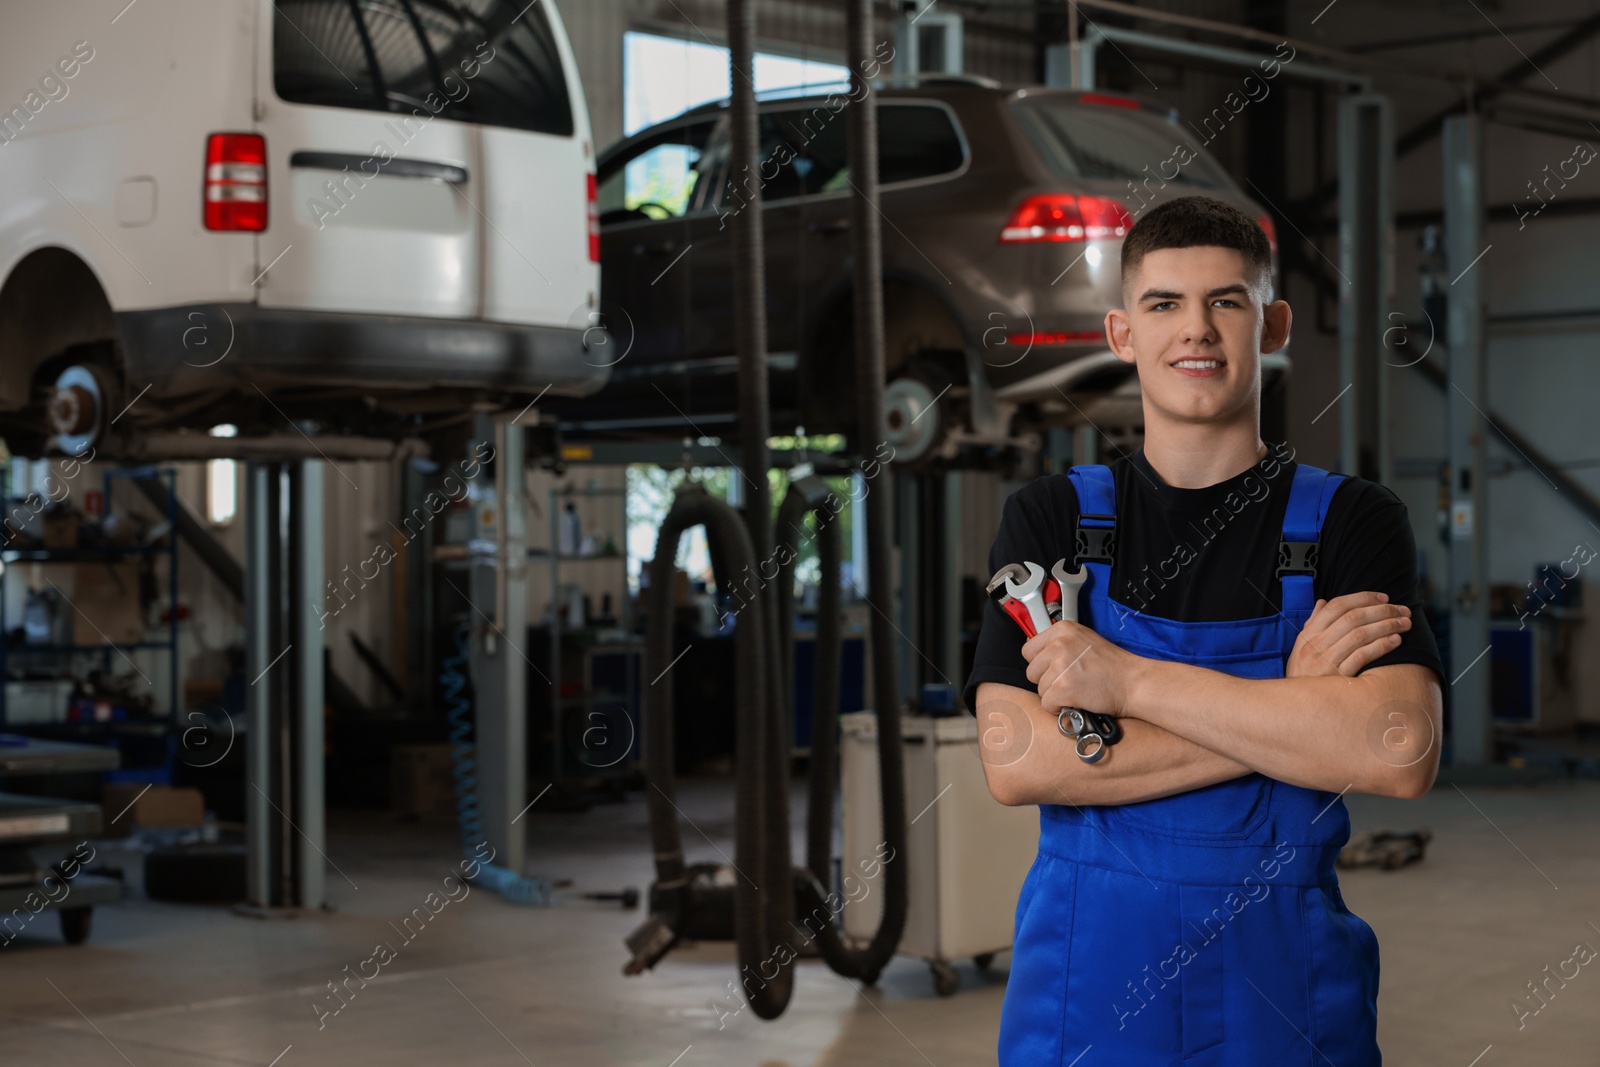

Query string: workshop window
206 425 238 527
623 31 849 136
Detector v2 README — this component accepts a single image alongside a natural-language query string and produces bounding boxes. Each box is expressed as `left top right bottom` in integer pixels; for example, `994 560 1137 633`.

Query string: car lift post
1441 113 1489 765
468 417 529 873
244 456 326 910
1337 94 1395 484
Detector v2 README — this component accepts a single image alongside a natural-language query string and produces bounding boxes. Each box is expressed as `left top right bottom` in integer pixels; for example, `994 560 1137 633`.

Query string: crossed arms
976 592 1443 807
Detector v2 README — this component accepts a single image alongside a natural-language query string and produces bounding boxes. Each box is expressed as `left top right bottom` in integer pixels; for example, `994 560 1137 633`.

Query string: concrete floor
1 774 1598 1066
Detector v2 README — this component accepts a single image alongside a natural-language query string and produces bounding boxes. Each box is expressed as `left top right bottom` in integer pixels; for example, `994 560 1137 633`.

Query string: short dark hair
1120 195 1272 291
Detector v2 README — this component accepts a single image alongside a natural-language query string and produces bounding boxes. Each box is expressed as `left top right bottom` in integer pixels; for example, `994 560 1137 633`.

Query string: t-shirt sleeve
962 479 1078 712
1318 480 1446 686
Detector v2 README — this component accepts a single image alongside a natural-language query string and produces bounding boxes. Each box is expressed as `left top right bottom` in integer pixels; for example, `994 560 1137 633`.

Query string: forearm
976 683 1253 807
1125 660 1440 798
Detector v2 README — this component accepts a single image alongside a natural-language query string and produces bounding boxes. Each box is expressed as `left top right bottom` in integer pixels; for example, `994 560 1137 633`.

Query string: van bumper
115 304 610 399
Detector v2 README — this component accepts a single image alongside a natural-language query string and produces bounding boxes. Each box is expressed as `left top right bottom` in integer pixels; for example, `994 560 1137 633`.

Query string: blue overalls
999 463 1382 1066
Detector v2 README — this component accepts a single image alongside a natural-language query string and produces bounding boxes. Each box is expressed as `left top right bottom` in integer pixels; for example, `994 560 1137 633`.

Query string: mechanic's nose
1180 305 1217 347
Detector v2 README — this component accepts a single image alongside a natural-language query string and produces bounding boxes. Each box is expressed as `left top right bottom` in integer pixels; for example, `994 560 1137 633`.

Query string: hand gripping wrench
1048 559 1122 763
986 559 1122 764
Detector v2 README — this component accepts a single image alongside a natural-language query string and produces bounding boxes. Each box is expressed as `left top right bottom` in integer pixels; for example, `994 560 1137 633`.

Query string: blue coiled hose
442 619 550 906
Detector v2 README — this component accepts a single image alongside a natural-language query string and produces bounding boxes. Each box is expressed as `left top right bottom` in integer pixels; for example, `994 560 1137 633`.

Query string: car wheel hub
884 377 941 462
50 366 106 455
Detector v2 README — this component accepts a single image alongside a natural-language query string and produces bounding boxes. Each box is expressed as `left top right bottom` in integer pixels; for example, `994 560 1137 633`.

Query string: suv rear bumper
114 304 609 399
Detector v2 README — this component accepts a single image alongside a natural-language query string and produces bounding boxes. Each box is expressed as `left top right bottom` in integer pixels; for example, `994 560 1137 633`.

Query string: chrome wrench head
1050 558 1087 624
1002 561 1054 635
986 562 1030 600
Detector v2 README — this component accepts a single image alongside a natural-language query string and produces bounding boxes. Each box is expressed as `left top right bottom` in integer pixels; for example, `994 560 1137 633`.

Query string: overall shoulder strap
1066 464 1116 568
1278 464 1346 618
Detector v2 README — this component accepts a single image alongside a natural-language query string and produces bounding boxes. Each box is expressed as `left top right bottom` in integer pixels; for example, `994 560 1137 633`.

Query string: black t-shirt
962 443 1444 709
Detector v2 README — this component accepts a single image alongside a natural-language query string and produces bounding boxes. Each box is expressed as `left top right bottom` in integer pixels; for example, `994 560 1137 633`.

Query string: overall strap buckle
1068 464 1117 568
1075 515 1117 567
1276 539 1320 577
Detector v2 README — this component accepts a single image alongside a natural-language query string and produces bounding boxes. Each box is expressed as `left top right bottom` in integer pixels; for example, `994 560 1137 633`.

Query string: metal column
244 462 278 907
940 470 963 684
292 461 325 908
894 474 918 702
468 421 528 873
1337 94 1395 483
1442 114 1490 765
244 460 327 908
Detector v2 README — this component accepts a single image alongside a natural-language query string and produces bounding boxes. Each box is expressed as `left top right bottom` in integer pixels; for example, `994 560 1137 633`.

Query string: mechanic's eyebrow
1138 283 1253 303
1206 283 1252 300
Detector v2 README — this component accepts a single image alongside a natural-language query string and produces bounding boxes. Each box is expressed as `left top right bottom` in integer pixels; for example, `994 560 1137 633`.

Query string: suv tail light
586 173 599 262
1078 92 1140 110
204 133 267 232
1000 194 1132 243
1256 212 1279 254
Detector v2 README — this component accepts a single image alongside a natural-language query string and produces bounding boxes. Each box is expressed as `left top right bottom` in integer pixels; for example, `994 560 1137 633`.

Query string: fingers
1313 601 1410 654
1021 621 1092 695
1330 617 1411 675
1020 619 1075 661
1337 633 1404 676
1303 591 1389 634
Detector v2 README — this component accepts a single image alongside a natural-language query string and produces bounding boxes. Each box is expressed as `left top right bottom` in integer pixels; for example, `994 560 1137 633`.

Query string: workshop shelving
542 485 636 782
0 467 181 782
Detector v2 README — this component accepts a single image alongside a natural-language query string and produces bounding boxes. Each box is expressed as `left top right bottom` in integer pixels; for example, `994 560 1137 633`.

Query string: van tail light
586 173 599 262
204 133 267 232
1256 212 1279 254
1000 194 1132 243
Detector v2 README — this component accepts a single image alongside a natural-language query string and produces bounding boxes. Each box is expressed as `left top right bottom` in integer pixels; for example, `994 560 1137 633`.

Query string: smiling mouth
1172 359 1225 370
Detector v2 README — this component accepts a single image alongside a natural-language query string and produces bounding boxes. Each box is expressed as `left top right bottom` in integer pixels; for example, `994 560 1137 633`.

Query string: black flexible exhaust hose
778 477 907 983
775 482 840 889
644 489 794 1018
835 0 910 984
635 0 905 1013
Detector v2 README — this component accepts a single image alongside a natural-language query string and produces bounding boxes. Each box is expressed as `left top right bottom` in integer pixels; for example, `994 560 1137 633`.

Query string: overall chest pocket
1111 772 1276 842
1099 629 1288 842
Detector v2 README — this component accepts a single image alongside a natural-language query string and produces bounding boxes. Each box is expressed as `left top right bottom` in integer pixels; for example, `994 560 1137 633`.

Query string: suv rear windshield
274 0 574 137
1011 98 1233 188
726 101 965 203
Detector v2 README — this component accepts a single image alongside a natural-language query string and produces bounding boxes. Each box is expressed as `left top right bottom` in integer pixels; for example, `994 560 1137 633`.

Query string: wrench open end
1051 558 1087 600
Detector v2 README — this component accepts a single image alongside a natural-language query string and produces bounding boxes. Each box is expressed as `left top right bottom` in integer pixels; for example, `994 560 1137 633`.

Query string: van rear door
261 0 480 320
468 2 594 328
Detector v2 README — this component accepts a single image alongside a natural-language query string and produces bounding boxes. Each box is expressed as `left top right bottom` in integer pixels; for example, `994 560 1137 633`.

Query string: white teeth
1174 360 1222 369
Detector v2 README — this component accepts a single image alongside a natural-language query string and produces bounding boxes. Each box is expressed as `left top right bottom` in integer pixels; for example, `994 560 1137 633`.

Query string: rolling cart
840 712 1038 996
0 737 121 944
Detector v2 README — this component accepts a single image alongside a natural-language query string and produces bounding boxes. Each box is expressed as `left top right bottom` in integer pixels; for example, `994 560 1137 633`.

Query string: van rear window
274 0 574 137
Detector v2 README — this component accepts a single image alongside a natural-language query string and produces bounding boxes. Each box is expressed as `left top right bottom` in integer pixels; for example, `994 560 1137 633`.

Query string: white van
0 0 603 456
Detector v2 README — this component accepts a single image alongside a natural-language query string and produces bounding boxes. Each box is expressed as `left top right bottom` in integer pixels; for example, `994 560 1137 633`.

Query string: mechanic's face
1105 246 1288 430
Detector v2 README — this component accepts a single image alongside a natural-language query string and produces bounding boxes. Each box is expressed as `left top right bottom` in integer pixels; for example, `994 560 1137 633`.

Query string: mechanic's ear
1261 298 1292 355
1106 308 1135 364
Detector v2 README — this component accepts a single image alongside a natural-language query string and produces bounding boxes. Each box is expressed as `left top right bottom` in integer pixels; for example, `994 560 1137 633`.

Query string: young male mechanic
967 196 1444 1066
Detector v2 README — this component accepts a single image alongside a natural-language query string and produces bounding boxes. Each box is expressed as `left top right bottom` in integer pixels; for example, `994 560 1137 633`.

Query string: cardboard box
71 563 145 646
392 743 456 820
102 784 205 836
41 507 80 549
184 677 226 706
